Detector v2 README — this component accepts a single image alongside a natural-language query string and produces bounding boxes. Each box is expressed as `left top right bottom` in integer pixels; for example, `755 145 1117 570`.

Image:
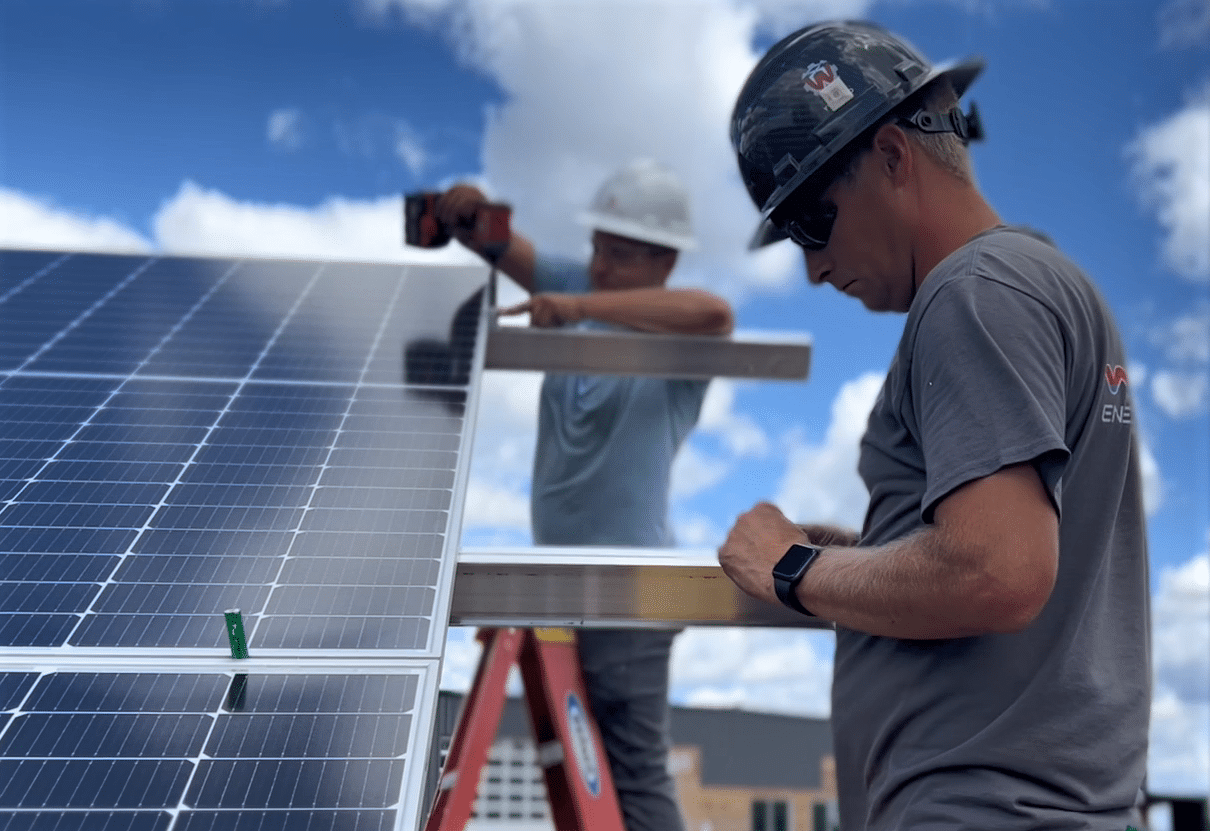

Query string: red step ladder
424 627 627 831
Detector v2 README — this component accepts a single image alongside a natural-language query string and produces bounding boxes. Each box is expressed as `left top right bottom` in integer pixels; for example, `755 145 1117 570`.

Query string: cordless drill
403 192 512 263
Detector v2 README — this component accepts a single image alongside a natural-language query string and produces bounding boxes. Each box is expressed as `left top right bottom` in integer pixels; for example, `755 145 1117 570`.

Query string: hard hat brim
578 211 698 251
748 218 788 251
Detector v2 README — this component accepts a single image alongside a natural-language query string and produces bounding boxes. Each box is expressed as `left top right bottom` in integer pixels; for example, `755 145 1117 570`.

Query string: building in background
429 691 839 831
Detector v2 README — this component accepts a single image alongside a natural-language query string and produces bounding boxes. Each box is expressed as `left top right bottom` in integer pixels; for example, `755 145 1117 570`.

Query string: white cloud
697 380 770 458
775 372 883 529
671 627 833 718
462 478 531 531
1129 84 1210 282
1159 307 1210 365
267 107 305 151
673 511 726 547
460 369 542 537
1152 370 1210 419
671 443 732 500
672 379 771 500
1149 549 1210 794
439 626 484 690
1138 431 1165 518
0 188 152 254
151 180 482 264
1146 305 1210 420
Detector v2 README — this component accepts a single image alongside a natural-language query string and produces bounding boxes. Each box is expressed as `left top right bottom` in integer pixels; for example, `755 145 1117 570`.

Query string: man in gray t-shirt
720 21 1149 831
436 160 733 831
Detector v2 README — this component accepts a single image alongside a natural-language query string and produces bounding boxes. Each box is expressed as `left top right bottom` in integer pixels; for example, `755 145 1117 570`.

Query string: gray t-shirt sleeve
912 276 1070 522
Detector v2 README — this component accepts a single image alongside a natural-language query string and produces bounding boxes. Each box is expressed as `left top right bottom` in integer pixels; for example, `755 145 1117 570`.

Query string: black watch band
771 543 822 616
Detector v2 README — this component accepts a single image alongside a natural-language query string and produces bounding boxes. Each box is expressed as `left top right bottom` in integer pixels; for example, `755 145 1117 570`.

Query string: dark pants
576 628 685 831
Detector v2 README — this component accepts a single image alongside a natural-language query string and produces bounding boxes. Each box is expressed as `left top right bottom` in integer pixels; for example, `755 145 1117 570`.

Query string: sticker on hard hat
803 61 854 111
565 692 602 797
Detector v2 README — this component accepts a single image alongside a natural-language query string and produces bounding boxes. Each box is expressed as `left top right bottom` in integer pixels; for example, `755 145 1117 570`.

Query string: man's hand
498 294 584 328
718 502 811 607
796 523 860 548
435 184 488 250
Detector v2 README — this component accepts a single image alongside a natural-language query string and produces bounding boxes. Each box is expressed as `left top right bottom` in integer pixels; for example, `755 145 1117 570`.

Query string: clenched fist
717 502 811 606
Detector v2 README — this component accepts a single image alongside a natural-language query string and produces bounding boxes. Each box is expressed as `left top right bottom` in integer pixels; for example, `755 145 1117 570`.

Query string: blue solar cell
0 712 212 756
0 615 79 646
0 249 66 293
171 482 313 507
37 459 184 484
70 615 229 648
131 528 295 557
2 500 158 528
152 503 306 532
23 673 228 712
205 712 412 756
174 811 394 831
279 556 440 587
0 812 170 831
0 673 38 710
114 554 282 584
0 439 67 461
93 583 271 616
18 480 169 505
0 553 119 582
0 581 99 613
0 758 195 807
254 616 427 650
0 254 150 372
0 526 137 554
187 759 407 808
286 530 445 559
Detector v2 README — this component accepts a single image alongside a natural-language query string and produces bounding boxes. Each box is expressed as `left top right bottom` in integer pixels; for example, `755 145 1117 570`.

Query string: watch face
772 544 818 581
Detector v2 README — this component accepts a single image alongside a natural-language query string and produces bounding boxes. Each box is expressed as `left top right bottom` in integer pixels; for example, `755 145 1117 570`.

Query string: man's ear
872 123 913 186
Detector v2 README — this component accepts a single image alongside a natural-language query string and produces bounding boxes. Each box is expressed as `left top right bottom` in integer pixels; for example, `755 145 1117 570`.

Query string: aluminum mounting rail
484 325 811 380
450 547 833 629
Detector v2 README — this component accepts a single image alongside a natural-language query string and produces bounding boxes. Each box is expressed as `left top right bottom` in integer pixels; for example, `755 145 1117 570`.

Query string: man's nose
803 249 829 286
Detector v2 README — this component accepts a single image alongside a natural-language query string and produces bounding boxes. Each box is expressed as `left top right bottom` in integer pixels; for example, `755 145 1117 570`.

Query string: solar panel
0 249 488 829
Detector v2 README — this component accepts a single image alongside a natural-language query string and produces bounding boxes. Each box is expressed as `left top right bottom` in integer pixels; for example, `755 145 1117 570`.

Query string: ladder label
564 692 601 798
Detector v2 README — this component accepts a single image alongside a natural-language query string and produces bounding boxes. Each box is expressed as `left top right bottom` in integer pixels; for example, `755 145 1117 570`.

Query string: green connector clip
224 609 249 659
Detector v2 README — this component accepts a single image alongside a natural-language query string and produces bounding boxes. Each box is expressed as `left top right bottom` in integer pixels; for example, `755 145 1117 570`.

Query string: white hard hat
578 159 697 251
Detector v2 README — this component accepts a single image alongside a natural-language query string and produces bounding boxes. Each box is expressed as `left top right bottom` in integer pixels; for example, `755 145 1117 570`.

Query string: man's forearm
800 526 1047 639
578 288 733 335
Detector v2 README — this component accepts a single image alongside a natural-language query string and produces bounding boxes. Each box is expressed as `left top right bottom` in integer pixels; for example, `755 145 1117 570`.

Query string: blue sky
2 0 1208 798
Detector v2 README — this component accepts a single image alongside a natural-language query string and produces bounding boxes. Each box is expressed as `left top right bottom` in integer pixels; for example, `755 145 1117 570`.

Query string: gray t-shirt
529 256 709 547
837 227 1150 830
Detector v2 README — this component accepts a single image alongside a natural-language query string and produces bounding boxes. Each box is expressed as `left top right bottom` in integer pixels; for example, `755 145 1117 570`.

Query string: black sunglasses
781 202 838 251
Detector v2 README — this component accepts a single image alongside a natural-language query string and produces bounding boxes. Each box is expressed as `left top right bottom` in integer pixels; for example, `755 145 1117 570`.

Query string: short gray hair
904 78 975 184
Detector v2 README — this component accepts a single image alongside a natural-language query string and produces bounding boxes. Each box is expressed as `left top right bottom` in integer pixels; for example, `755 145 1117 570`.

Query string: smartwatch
772 543 822 616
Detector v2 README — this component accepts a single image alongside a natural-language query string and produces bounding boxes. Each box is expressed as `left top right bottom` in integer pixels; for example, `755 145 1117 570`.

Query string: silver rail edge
485 326 812 380
451 547 833 629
